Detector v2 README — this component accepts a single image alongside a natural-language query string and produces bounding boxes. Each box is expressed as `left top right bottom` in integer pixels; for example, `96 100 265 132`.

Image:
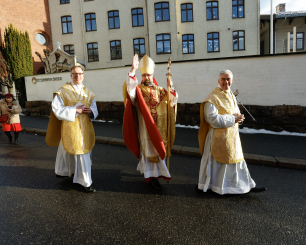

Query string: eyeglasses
71 73 84 76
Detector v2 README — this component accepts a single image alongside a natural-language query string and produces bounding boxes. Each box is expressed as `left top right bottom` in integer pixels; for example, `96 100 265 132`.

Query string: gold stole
46 82 95 155
139 84 177 161
198 87 244 164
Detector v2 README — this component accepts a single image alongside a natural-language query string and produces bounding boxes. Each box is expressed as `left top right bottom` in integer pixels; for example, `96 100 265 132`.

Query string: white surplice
198 101 256 195
126 73 178 180
52 83 98 187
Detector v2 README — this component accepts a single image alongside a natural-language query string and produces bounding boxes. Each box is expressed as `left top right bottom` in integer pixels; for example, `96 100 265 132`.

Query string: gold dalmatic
46 82 96 155
198 87 244 164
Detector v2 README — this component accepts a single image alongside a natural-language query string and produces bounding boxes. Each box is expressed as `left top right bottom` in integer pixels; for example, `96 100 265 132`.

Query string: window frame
133 38 146 57
181 3 193 22
156 33 171 54
108 10 120 29
207 32 220 52
206 1 219 21
290 32 304 51
60 0 70 4
110 40 122 60
182 34 195 54
87 42 99 62
85 13 97 32
155 2 170 22
61 16 73 34
232 0 245 19
63 44 75 55
131 8 144 27
233 30 245 51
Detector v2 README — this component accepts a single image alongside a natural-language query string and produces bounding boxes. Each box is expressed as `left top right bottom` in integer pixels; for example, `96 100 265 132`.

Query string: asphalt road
19 116 306 159
0 133 305 244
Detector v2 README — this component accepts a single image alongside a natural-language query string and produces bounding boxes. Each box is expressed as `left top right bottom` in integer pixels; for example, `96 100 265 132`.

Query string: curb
22 127 306 171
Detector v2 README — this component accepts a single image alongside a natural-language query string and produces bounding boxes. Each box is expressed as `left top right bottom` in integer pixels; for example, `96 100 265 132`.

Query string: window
181 3 193 22
64 45 75 55
182 34 194 54
233 31 245 50
155 2 170 22
156 34 171 54
206 1 218 20
35 33 47 45
60 0 69 4
61 16 73 34
110 40 122 60
232 0 244 18
87 43 99 62
132 8 144 27
108 11 120 29
85 13 96 31
290 33 304 50
133 38 145 57
207 32 219 52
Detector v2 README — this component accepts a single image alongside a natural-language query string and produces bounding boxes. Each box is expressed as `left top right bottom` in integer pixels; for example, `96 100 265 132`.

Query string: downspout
79 0 87 66
275 17 287 54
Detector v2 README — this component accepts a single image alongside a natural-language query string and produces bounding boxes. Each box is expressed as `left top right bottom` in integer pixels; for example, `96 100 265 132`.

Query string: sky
260 0 306 14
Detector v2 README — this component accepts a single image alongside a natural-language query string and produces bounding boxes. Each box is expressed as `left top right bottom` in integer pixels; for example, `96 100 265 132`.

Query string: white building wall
25 53 306 106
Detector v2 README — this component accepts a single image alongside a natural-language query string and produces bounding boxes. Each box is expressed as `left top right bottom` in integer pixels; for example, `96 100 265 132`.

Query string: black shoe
14 139 18 145
250 187 267 193
150 179 163 191
56 174 74 178
84 186 96 193
195 185 203 193
14 132 19 145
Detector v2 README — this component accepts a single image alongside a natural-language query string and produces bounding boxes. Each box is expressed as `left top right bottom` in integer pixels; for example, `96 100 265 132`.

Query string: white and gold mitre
139 55 155 75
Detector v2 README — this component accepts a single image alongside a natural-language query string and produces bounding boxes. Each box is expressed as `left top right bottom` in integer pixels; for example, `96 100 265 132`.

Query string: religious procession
42 54 266 195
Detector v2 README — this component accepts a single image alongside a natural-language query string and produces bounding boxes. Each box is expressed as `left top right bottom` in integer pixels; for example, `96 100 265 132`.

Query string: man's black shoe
84 186 96 193
150 179 163 191
195 185 203 193
250 187 267 193
56 174 68 178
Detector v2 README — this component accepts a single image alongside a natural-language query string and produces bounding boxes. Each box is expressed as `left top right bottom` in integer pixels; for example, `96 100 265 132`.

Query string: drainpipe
145 0 150 56
275 17 287 54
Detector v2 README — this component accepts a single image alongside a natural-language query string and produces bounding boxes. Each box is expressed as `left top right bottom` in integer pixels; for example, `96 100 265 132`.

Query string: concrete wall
48 0 260 69
25 53 306 107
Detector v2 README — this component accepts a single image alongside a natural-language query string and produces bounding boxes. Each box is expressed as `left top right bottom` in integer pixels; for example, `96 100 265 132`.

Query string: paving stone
95 136 113 144
108 138 126 146
171 145 182 154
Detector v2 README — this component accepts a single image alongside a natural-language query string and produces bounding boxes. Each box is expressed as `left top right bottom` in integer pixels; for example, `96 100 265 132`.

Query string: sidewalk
18 116 306 171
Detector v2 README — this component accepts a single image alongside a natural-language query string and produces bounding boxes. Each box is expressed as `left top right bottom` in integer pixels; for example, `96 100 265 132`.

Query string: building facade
260 3 306 55
0 0 53 75
49 0 260 70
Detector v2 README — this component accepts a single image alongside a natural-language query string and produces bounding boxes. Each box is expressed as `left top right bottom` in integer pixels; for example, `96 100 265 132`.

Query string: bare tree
0 58 15 93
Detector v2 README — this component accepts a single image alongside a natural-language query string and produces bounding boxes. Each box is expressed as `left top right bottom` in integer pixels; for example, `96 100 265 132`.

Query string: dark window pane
163 9 169 20
109 12 113 17
233 40 238 50
155 3 161 8
213 33 218 38
114 11 119 16
182 35 187 41
182 11 186 22
86 20 90 30
233 6 237 18
187 10 193 21
62 24 67 33
93 43 98 48
140 45 145 54
62 17 66 22
181 4 186 10
140 39 145 44
187 4 192 9
109 18 114 28
155 10 162 21
92 20 96 30
297 39 303 49
239 31 244 36
115 17 119 28
208 40 213 52
238 6 244 17
134 39 139 45
116 41 120 46
68 22 73 33
297 33 303 38
85 14 90 19
213 8 218 19
67 16 72 21
156 35 162 40
183 41 188 53
110 41 115 46
162 2 168 7
139 9 143 14
214 40 219 51
207 2 211 7
207 8 212 20
188 34 193 40
132 15 137 26
164 41 171 53
139 15 144 25
212 2 218 6
189 41 194 53
233 0 238 4
208 33 212 39
164 34 170 39
239 0 244 4
132 9 137 14
157 41 163 53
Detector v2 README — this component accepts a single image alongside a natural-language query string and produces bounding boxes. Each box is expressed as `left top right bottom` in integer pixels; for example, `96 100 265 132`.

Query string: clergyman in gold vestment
46 65 98 193
197 70 266 195
123 54 178 191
